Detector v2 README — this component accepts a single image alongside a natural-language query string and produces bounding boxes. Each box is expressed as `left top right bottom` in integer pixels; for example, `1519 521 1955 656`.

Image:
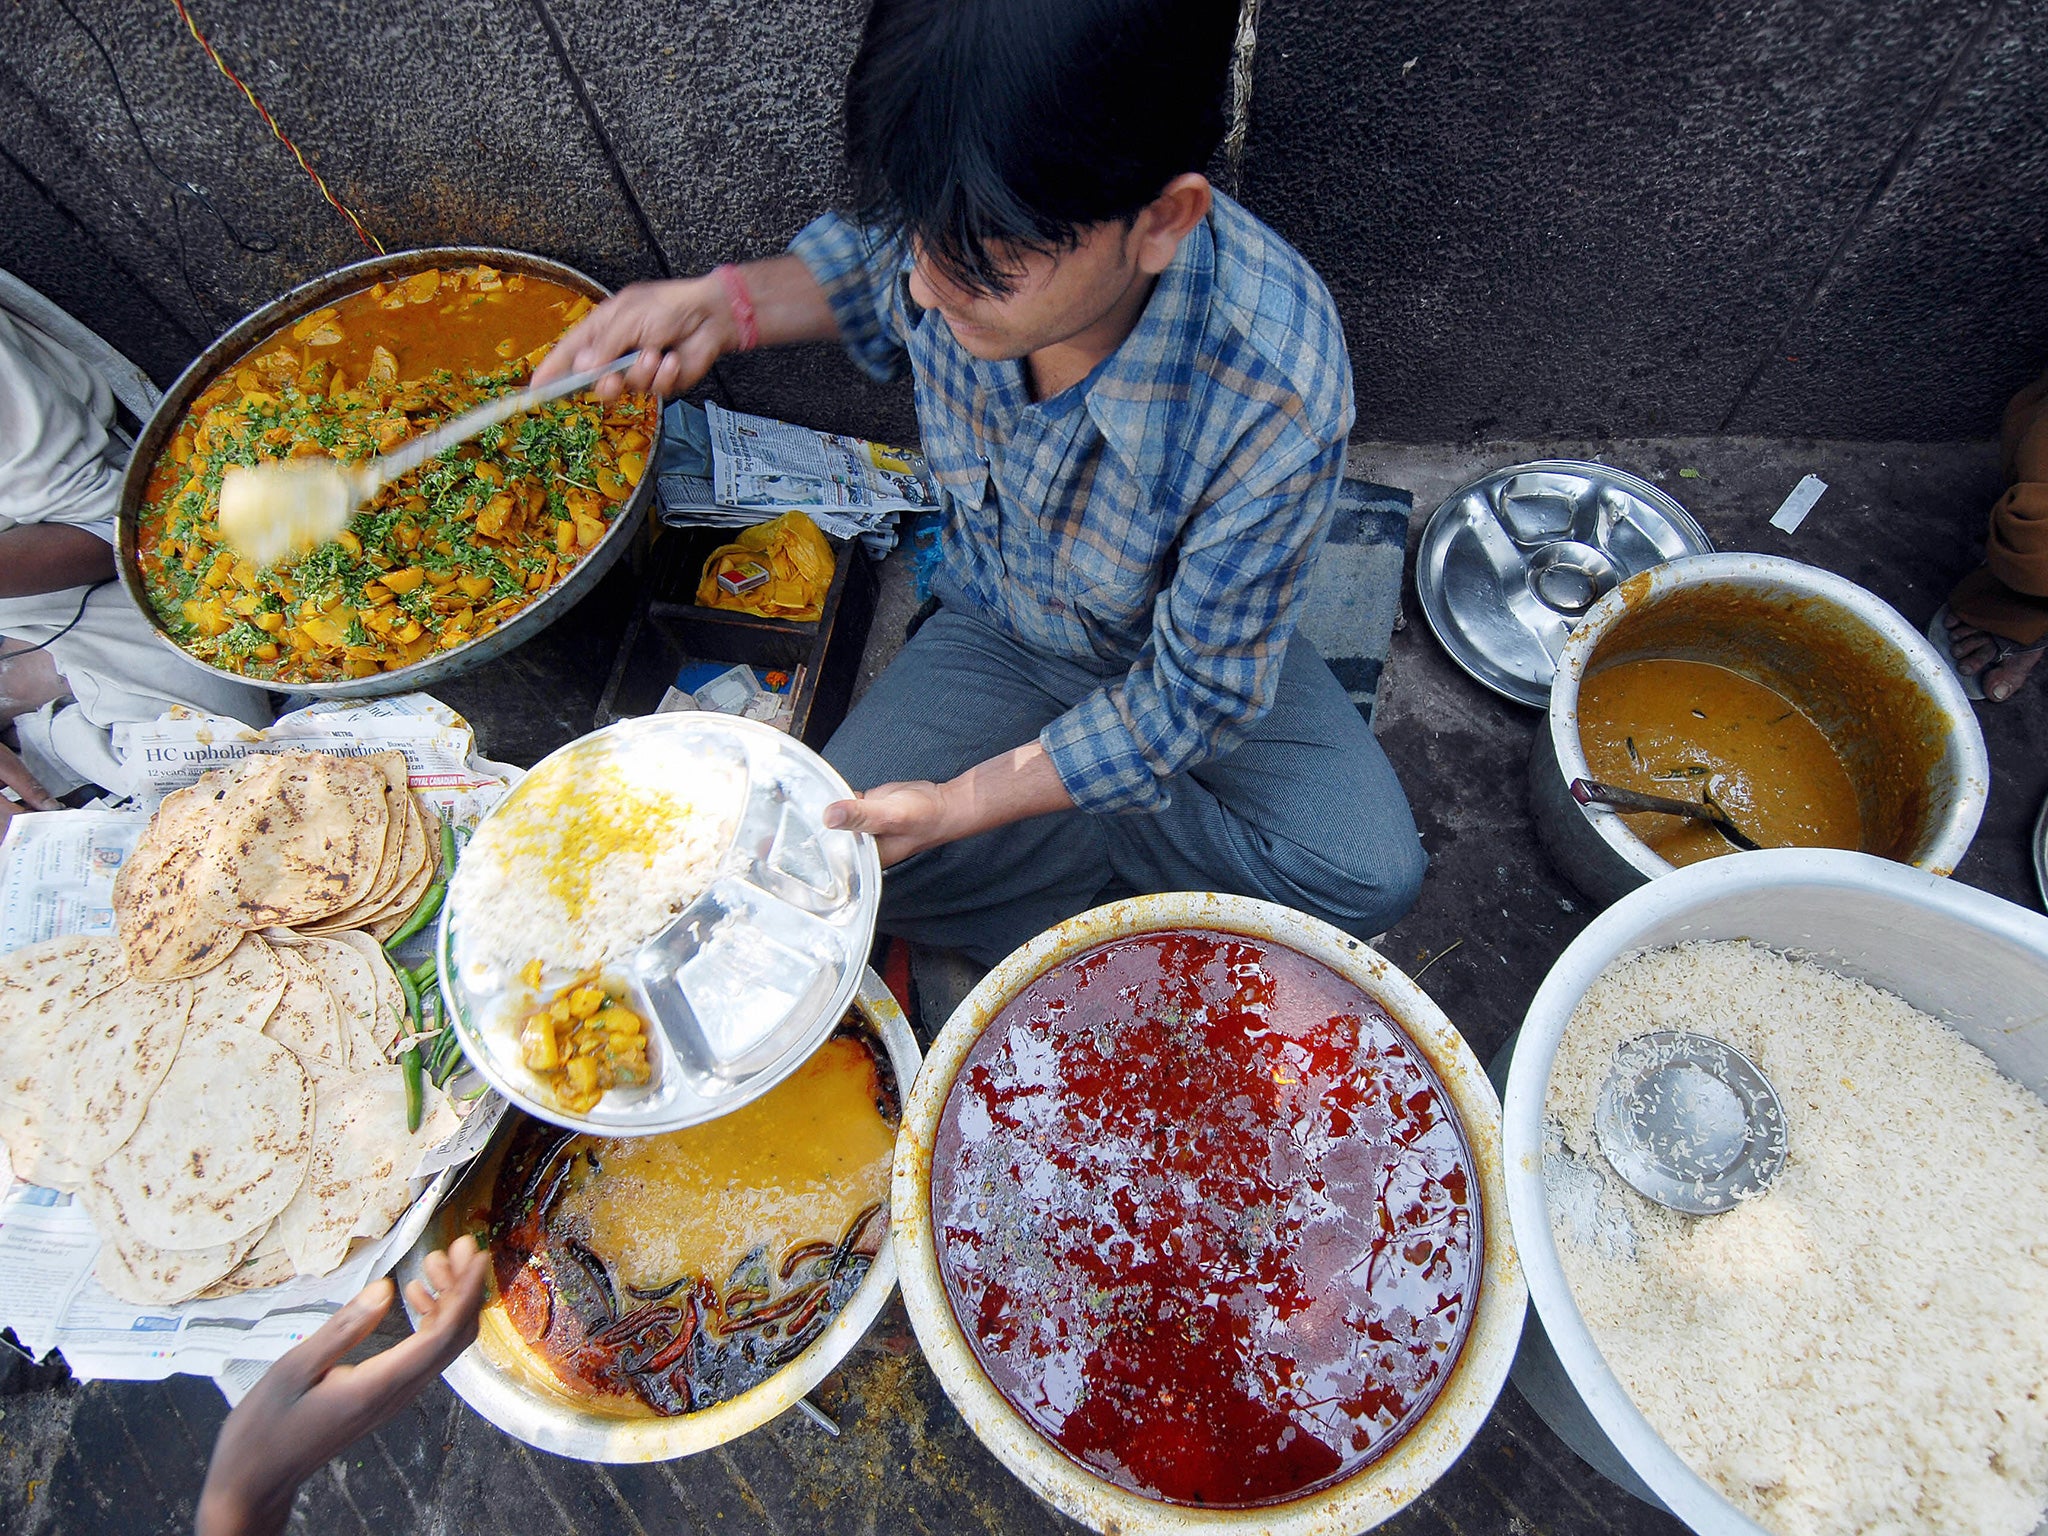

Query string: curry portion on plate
135 264 654 684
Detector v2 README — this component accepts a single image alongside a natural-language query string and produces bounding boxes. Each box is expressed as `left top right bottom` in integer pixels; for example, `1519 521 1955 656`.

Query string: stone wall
3 0 2043 443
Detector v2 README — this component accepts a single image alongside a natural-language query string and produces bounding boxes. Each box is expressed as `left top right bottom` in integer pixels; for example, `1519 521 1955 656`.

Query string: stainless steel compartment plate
1417 461 1713 708
438 713 881 1134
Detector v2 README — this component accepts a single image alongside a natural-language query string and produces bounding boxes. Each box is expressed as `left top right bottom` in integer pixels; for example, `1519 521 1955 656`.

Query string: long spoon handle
1570 778 1721 820
367 354 636 492
1569 777 1762 851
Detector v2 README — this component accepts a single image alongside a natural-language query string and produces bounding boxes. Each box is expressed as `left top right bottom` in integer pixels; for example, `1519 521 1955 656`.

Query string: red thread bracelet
714 264 760 353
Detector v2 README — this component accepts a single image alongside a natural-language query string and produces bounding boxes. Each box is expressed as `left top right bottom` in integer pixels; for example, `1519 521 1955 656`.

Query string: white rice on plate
451 741 743 979
1546 940 2048 1536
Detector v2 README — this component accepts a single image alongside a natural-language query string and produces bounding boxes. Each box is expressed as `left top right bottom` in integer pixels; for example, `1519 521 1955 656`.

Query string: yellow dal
557 1037 894 1292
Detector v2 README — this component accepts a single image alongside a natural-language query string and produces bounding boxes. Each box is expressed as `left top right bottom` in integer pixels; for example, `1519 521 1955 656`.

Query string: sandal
1928 603 2048 701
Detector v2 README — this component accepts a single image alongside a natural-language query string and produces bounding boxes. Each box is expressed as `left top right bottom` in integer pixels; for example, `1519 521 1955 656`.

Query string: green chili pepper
420 992 454 1085
401 1041 424 1133
383 880 445 951
432 1026 464 1088
394 962 421 1034
383 818 459 952
408 956 439 993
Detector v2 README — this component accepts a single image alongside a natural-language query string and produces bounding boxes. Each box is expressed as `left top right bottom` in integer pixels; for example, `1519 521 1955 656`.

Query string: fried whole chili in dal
484 1035 895 1416
932 931 1480 1507
135 265 654 684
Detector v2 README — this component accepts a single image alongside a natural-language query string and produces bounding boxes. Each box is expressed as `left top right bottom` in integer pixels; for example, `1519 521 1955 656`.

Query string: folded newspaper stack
656 399 938 557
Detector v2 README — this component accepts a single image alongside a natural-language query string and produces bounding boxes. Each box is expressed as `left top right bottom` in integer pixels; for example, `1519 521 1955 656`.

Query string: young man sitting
541 0 1426 965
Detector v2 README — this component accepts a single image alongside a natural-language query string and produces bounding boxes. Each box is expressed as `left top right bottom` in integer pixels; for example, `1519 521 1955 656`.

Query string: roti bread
186 934 287 1036
320 929 405 1063
276 1065 448 1276
358 798 439 938
197 753 388 927
91 1019 314 1250
0 940 192 1189
262 946 348 1066
194 1224 296 1298
304 754 417 931
287 936 386 1072
89 1204 260 1305
116 784 244 980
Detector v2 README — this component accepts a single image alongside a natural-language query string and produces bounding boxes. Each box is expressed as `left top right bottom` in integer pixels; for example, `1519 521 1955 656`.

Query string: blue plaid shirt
790 192 1355 814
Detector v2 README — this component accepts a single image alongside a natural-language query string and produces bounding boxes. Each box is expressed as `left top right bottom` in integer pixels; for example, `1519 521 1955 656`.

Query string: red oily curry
931 930 1481 1508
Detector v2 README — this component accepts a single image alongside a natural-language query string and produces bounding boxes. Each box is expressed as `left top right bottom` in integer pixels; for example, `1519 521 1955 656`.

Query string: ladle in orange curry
1577 657 1862 864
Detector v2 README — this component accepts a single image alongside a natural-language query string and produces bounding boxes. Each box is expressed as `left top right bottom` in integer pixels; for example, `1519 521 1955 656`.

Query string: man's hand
825 780 956 867
0 742 61 824
195 1238 488 1536
824 742 1077 867
533 255 841 402
533 277 737 401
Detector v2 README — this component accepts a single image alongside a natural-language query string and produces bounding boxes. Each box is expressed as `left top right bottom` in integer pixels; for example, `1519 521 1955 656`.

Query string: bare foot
1945 612 2046 701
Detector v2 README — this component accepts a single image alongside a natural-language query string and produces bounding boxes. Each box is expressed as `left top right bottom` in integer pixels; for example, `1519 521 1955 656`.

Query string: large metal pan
115 246 653 699
395 969 920 1462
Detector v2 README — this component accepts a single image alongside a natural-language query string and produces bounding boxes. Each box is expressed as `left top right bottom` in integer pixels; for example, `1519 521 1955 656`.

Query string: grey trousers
825 606 1427 966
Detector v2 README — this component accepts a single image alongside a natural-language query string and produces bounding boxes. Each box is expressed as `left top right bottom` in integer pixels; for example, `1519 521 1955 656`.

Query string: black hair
845 0 1241 295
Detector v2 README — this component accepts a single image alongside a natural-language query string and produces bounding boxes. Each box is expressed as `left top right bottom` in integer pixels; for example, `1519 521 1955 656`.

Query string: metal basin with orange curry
397 972 921 1462
117 247 657 699
1532 553 1988 906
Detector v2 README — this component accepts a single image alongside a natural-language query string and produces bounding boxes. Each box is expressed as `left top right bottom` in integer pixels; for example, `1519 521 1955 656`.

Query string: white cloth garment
0 291 271 793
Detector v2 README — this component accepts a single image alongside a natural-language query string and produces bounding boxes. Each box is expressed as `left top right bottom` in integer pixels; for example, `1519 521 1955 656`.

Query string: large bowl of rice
1502 849 2048 1536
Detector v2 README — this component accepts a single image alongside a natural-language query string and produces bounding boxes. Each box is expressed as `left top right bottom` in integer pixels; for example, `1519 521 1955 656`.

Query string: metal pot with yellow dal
401 976 921 1461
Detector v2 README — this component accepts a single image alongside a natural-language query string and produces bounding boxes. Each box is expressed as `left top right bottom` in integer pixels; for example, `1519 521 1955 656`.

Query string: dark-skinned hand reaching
194 1237 488 1536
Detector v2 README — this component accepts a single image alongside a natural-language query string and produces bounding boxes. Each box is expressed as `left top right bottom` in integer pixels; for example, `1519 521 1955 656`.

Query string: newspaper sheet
655 399 935 555
112 691 517 822
0 694 514 1389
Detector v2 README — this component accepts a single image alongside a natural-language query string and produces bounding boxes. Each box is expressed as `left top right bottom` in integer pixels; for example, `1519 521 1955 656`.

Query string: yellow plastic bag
696 511 836 622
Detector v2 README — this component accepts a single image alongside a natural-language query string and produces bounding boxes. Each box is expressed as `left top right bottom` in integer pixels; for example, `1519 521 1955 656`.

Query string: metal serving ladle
1570 776 1763 852
1593 1031 1789 1214
216 354 635 568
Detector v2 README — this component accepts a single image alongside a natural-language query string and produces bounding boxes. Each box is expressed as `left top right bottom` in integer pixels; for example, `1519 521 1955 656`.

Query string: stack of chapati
116 749 444 980
0 748 458 1305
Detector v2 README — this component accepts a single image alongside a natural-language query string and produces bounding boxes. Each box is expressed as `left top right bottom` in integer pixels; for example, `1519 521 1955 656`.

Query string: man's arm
0 522 114 598
824 740 1074 867
533 255 840 401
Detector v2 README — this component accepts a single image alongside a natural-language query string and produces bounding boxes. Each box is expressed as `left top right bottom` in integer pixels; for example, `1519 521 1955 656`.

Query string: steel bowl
1499 849 2048 1530
115 246 653 699
1531 552 1989 907
891 892 1526 1536
395 968 919 1461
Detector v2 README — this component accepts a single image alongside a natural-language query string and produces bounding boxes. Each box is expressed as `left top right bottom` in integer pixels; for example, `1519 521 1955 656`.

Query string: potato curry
136 265 654 683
